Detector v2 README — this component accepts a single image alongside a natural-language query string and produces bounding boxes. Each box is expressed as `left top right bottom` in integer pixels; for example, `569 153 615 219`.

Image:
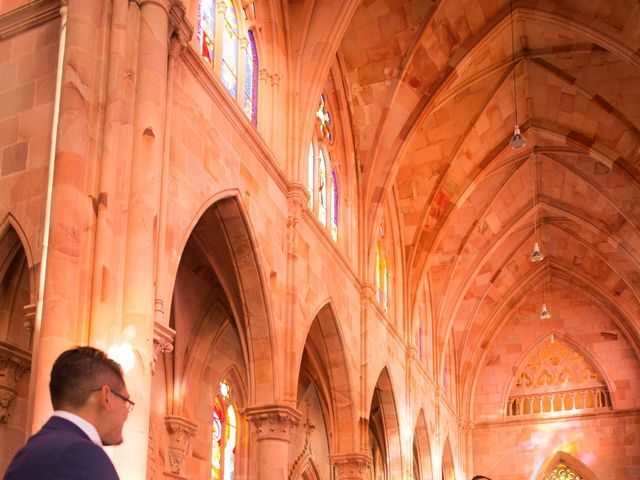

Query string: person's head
472 476 492 480
49 346 133 445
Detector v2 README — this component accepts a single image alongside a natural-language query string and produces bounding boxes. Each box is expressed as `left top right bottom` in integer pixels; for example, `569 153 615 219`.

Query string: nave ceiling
291 0 640 401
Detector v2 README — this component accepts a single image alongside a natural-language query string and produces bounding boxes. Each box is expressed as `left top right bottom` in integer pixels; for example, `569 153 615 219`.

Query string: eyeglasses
91 386 135 412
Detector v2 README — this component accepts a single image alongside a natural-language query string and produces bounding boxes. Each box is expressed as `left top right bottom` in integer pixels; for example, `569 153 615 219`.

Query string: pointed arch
535 451 599 480
413 410 433 480
504 332 614 419
368 367 403 479
441 435 455 480
169 193 276 407
296 301 357 453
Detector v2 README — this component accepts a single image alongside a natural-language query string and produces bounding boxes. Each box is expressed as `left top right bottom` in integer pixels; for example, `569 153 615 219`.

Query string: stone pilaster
164 415 197 479
0 342 31 423
332 453 372 480
246 404 302 480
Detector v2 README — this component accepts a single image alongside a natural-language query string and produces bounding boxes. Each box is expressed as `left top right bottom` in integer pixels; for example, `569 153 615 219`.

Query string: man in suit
4 346 134 479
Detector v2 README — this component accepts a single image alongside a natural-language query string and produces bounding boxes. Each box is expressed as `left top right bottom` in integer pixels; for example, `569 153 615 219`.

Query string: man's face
101 386 131 446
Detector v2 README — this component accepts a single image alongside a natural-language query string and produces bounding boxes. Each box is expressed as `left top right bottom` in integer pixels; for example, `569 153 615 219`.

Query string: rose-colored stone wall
473 413 640 480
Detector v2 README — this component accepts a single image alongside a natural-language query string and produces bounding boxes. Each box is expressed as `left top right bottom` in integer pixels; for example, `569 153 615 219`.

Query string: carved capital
164 415 197 477
168 0 193 54
361 283 376 305
23 303 36 332
0 342 31 423
332 453 372 480
246 404 302 442
152 321 175 375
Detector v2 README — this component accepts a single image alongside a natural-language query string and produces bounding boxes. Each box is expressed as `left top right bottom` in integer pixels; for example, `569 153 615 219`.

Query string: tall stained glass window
318 150 327 226
221 0 239 97
198 0 215 63
211 379 237 480
197 0 258 125
308 93 339 242
244 30 258 126
331 171 338 241
376 222 389 312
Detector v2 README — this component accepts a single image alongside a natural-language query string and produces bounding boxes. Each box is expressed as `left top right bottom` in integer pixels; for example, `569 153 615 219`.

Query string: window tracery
197 0 258 126
544 463 583 480
507 336 610 417
308 93 339 242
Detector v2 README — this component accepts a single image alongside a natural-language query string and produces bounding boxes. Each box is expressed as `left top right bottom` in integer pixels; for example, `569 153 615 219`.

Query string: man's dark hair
49 346 125 409
472 476 492 480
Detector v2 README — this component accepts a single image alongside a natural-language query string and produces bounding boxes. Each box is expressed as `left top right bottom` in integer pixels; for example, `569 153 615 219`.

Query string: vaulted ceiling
334 0 640 390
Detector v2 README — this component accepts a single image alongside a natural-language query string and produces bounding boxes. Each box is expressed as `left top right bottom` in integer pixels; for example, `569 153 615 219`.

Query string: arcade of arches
1 0 639 479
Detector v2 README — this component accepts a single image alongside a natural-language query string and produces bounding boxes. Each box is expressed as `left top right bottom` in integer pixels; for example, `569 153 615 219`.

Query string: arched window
308 93 339 242
197 0 258 126
211 379 237 480
220 0 239 97
375 221 390 312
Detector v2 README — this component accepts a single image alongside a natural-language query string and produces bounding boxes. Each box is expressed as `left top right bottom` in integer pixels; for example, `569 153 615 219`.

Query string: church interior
1 0 640 478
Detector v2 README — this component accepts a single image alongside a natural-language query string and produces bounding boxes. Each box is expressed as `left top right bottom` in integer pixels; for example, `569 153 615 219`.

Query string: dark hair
472 476 492 480
49 346 125 409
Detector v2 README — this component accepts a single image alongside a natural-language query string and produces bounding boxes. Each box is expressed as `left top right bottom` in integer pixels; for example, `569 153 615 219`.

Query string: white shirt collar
53 410 104 447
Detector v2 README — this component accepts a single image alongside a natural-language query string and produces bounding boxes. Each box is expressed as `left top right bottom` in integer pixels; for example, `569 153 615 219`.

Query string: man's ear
95 384 115 412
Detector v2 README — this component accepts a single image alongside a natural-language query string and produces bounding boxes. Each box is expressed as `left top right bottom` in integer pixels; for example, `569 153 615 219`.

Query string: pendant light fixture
530 156 543 263
539 260 551 320
509 0 526 149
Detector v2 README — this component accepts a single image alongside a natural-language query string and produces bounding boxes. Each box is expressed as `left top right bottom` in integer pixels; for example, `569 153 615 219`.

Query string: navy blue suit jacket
4 416 119 480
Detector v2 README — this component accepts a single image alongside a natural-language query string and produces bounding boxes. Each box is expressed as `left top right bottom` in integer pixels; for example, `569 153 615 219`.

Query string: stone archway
413 410 433 480
368 367 402 479
0 220 34 472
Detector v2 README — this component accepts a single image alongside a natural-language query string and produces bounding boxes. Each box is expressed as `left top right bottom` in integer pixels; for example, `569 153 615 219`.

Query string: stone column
246 404 302 480
0 342 31 423
111 0 171 478
332 453 372 480
163 415 197 479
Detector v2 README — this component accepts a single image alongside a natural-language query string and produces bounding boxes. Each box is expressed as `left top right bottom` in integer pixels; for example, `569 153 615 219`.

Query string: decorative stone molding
0 341 31 423
152 321 175 375
168 0 193 53
246 404 302 442
331 453 372 480
288 417 315 479
0 0 60 40
164 415 197 477
23 303 36 332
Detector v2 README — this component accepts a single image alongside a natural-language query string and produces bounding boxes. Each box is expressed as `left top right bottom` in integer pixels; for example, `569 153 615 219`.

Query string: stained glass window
545 463 582 480
331 170 338 241
198 0 215 63
308 94 338 241
318 149 327 226
376 222 389 312
221 0 239 97
245 30 258 126
211 379 236 480
198 0 258 125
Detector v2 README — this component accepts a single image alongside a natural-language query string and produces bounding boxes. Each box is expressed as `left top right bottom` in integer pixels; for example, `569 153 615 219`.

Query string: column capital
245 403 302 442
331 453 372 480
0 341 31 423
164 415 197 478
152 321 175 374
